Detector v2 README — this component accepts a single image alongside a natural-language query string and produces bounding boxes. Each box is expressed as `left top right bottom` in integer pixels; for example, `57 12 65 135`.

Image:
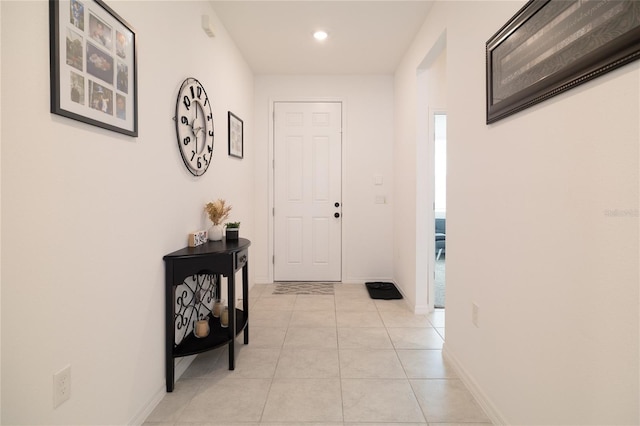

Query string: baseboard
342 276 395 284
128 383 165 426
413 303 430 315
174 355 196 382
336 279 364 285
386 280 418 313
442 343 507 425
128 356 196 425
378 280 427 314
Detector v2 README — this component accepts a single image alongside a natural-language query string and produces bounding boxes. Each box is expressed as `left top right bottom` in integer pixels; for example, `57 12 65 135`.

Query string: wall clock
174 77 214 176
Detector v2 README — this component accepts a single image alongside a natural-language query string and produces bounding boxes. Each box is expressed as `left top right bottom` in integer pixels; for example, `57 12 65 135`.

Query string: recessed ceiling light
313 30 328 41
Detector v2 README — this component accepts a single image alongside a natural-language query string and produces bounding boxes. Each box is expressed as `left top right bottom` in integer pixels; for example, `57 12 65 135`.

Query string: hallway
145 283 490 425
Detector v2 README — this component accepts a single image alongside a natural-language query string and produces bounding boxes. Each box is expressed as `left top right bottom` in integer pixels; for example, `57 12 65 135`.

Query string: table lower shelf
173 309 247 358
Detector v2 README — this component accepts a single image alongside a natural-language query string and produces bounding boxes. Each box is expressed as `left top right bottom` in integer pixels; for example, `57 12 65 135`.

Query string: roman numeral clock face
174 78 214 176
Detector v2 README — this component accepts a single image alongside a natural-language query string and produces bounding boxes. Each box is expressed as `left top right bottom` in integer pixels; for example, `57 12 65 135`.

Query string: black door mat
365 282 403 300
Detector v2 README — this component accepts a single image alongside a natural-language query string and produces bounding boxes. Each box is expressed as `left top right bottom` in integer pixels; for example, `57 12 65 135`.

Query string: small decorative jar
213 299 225 318
194 319 210 338
220 307 229 328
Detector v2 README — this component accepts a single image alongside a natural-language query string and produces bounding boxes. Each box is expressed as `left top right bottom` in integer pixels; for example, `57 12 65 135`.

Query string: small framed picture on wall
228 111 243 159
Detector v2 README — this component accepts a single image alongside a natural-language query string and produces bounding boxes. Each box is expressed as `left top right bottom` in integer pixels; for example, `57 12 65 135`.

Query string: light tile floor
144 283 491 425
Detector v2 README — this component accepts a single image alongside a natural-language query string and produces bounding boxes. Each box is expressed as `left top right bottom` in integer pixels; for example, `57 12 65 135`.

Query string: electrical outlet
53 365 71 408
472 303 479 328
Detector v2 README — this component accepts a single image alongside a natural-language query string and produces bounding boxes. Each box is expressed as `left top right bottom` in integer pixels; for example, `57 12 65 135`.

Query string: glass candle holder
194 319 210 338
213 299 225 318
220 307 229 328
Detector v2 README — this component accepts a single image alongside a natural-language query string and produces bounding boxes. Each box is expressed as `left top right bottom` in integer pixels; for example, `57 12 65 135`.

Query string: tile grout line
255 292 288 424
335 291 346 423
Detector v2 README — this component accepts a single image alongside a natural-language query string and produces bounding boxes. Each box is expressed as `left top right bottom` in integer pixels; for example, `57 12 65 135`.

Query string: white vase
208 224 223 241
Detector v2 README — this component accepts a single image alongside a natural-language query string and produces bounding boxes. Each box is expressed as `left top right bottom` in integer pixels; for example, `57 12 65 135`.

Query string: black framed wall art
50 0 138 136
486 0 640 124
228 111 243 159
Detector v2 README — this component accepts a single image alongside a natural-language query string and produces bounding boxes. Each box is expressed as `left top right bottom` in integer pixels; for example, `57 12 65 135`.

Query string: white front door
273 102 342 281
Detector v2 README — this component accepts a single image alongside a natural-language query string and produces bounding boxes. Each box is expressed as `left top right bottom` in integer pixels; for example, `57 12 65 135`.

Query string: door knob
334 212 340 218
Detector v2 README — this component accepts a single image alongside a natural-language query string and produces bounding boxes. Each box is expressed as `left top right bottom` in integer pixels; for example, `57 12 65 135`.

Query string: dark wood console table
163 238 251 392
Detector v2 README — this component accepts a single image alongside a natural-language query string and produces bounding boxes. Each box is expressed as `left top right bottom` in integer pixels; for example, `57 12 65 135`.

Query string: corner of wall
0 0 3 418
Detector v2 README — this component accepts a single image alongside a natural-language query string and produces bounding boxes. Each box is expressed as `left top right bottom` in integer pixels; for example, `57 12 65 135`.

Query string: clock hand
194 105 200 153
191 123 200 153
189 119 201 155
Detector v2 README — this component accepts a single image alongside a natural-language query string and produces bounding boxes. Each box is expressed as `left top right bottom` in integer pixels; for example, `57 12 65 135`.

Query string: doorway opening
434 113 446 308
416 29 446 314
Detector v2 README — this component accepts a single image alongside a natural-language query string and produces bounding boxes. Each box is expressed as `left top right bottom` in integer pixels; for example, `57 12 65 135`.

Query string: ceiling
209 1 434 74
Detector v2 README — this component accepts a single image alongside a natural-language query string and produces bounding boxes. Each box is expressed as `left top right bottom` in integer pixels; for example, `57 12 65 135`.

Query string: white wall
0 2 3 418
395 1 639 424
1 1 254 424
253 75 394 284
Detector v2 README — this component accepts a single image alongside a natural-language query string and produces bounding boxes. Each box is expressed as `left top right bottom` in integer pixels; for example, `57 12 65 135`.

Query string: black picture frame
50 0 138 136
228 111 243 159
486 0 640 124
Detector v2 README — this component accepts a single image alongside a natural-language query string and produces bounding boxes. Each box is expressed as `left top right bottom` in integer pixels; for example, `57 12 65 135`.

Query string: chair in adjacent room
435 218 446 260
